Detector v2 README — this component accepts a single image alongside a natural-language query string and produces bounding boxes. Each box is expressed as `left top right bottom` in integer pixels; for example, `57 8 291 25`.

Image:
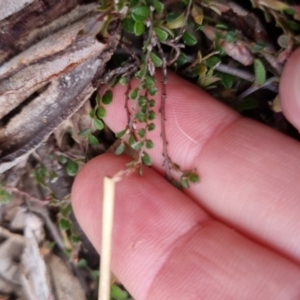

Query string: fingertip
279 47 300 130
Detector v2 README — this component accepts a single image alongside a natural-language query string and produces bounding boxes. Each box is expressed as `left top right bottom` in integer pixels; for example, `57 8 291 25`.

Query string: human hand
72 49 300 299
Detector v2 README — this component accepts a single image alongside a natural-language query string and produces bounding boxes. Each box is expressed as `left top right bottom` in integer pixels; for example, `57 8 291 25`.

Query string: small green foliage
145 139 154 149
147 123 155 131
79 128 91 137
96 106 106 119
131 6 150 22
88 134 100 145
142 151 152 166
115 142 125 155
154 27 168 42
137 128 146 138
254 59 266 86
138 96 147 107
166 12 185 29
134 21 145 36
77 259 88 268
225 31 238 43
148 111 156 120
102 90 113 105
148 85 158 96
0 188 11 203
111 284 129 300
151 0 164 13
136 112 147 122
129 88 139 99
71 233 80 244
59 218 70 230
116 128 128 138
66 160 79 177
123 17 135 33
94 119 104 130
182 31 197 46
119 77 128 85
218 73 236 89
205 56 221 68
59 155 68 164
252 42 266 52
150 52 163 67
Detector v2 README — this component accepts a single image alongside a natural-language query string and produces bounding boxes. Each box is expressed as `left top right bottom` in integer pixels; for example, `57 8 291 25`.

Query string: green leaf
147 123 155 131
175 53 188 66
225 31 238 43
182 31 197 46
180 176 190 188
131 141 144 150
219 72 236 89
131 6 150 22
60 203 72 218
148 85 158 96
79 128 91 137
136 112 147 122
59 155 68 164
102 90 113 105
149 99 156 107
146 139 154 149
123 17 135 34
115 128 128 138
96 106 106 119
205 56 221 68
59 218 70 230
146 75 155 87
71 234 80 244
252 42 266 52
129 88 139 99
89 108 95 118
166 13 185 29
215 23 228 30
128 134 136 147
114 142 125 155
129 0 139 8
148 110 156 120
188 172 200 183
111 284 129 300
66 161 79 177
94 119 104 130
88 134 100 145
254 59 266 86
119 77 128 85
142 152 152 166
0 189 11 203
77 259 88 268
152 0 164 13
134 21 145 36
137 128 146 138
154 27 168 42
138 96 147 107
150 53 162 67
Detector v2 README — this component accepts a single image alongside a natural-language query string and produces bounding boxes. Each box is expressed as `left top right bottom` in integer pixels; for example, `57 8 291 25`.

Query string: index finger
104 72 300 264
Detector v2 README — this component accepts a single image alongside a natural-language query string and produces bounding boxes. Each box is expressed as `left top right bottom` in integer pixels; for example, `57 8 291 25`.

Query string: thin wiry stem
156 38 172 181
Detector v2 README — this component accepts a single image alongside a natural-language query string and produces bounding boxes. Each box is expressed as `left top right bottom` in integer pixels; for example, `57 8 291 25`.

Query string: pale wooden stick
99 176 116 300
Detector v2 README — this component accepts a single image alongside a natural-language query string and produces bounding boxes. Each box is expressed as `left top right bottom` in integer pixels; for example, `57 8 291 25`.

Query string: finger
104 72 300 264
72 154 300 300
280 47 300 130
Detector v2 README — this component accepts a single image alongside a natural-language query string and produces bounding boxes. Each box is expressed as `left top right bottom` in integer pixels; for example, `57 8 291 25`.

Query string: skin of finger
72 154 300 300
104 72 300 264
279 47 300 130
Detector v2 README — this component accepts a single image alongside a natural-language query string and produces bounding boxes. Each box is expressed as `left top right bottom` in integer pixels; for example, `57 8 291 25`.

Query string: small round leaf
66 161 79 177
102 90 113 105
